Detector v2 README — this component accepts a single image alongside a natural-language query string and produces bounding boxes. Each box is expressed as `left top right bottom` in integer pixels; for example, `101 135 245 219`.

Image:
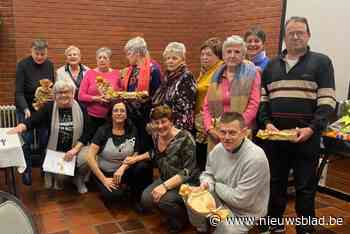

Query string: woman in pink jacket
203 36 261 152
79 47 122 143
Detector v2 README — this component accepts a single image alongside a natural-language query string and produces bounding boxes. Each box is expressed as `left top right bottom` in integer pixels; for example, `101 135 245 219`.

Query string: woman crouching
124 105 200 233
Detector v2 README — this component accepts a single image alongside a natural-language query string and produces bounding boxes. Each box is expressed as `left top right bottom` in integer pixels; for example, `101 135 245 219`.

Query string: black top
259 48 336 133
91 120 140 172
92 120 140 153
56 108 74 152
24 101 88 146
15 56 55 112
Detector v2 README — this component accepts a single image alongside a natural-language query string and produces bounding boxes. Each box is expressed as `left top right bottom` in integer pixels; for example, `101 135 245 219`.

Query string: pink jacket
78 69 121 118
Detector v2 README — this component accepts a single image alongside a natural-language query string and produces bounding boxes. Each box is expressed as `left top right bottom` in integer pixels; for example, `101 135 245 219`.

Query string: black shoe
22 172 32 186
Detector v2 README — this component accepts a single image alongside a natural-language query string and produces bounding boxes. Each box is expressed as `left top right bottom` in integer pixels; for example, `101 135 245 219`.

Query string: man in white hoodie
188 112 270 234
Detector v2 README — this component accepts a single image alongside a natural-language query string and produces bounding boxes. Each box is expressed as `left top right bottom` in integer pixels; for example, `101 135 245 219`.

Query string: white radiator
0 105 17 128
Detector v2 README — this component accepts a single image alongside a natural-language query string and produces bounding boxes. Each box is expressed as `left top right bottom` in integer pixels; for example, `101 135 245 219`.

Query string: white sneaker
44 173 53 189
73 176 88 194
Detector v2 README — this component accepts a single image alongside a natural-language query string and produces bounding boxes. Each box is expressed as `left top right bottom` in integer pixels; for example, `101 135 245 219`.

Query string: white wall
285 0 350 100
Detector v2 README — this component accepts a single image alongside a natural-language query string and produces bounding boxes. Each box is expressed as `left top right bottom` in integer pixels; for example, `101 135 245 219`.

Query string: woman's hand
266 123 279 132
123 156 138 166
113 166 126 186
63 148 78 162
92 96 109 104
208 128 221 143
7 123 27 135
152 184 167 203
103 177 117 192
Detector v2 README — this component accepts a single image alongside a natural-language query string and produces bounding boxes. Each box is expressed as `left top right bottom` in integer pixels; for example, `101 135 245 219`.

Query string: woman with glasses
85 101 153 206
10 80 90 193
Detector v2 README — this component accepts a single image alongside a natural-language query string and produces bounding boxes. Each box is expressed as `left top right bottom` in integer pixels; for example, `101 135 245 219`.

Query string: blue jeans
16 110 48 176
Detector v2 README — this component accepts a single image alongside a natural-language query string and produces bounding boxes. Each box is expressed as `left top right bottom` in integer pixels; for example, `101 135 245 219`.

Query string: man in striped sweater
259 16 336 234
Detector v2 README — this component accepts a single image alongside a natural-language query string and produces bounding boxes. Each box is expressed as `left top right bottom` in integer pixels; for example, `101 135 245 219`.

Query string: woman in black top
85 101 153 203
10 80 89 193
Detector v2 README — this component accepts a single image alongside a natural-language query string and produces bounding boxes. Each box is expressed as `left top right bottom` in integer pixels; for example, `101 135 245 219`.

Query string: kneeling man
188 112 270 234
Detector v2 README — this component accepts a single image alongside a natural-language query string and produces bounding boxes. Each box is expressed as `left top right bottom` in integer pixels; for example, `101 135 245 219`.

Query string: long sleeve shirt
258 48 336 133
200 139 270 218
78 69 121 118
203 72 261 131
15 56 54 112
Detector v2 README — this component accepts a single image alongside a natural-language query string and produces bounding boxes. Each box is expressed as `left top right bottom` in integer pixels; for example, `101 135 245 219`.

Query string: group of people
10 16 336 234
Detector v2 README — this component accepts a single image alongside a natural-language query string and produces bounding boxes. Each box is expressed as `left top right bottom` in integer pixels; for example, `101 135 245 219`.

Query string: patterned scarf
123 57 151 91
207 60 257 120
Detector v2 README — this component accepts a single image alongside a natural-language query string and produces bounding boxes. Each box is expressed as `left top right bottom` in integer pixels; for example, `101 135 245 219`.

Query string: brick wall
204 0 283 57
0 0 16 104
0 0 283 105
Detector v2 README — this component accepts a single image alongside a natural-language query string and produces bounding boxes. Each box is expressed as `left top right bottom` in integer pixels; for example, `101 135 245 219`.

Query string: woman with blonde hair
56 45 89 99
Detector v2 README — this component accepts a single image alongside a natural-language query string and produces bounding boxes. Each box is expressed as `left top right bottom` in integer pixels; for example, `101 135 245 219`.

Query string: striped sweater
258 48 336 133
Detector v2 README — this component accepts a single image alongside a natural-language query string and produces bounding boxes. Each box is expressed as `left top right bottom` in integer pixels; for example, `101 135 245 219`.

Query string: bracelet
162 183 169 191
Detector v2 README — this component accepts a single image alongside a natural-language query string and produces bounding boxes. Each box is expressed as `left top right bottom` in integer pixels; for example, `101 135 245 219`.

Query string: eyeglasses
112 108 126 113
287 31 307 38
56 90 72 95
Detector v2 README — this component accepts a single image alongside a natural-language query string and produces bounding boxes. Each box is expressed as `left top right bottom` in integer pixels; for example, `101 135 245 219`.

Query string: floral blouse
152 64 197 132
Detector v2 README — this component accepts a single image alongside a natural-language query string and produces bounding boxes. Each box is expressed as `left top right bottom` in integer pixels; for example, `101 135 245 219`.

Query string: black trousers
267 134 320 233
141 178 188 232
95 161 153 202
196 142 208 172
80 115 106 144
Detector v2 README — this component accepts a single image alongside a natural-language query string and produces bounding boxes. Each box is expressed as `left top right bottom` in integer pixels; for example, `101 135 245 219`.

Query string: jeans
16 110 48 181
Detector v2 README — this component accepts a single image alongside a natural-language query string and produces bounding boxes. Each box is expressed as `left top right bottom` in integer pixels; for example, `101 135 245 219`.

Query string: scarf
123 57 151 91
152 64 187 106
47 99 84 151
207 60 257 120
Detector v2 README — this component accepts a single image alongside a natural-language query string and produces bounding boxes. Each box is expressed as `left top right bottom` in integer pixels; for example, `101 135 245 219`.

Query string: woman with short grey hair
222 35 247 55
10 80 90 193
124 36 149 57
56 45 89 99
152 42 197 132
78 47 122 145
122 36 162 153
203 35 261 151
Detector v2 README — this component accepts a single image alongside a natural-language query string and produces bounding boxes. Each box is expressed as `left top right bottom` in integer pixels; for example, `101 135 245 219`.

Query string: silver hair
53 80 75 95
124 36 149 57
96 47 112 59
163 42 186 59
31 39 48 50
64 45 81 57
222 35 247 55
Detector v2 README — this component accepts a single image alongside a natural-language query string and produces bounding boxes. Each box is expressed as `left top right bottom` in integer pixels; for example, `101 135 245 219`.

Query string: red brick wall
0 0 283 105
204 0 283 57
0 0 17 104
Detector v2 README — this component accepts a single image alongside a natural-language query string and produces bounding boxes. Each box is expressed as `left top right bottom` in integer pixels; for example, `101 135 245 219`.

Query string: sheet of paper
0 128 23 149
0 128 26 173
43 149 76 176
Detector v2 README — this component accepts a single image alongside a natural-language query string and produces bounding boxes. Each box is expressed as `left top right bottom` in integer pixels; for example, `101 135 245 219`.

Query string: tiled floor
2 168 350 234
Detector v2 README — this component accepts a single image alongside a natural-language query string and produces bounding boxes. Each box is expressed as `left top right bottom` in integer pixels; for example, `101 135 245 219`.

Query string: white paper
0 128 26 173
43 149 76 176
